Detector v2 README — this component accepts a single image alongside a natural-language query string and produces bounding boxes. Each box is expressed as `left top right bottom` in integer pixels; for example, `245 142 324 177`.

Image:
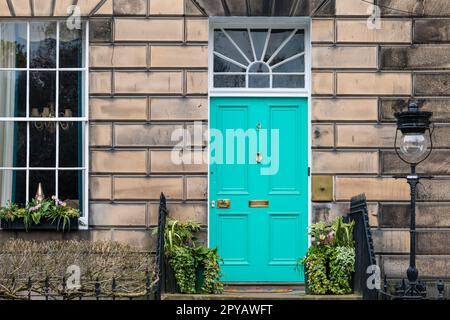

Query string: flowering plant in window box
0 196 79 232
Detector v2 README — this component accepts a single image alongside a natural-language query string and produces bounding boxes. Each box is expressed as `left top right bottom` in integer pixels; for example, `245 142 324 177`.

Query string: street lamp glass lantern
398 132 429 163
394 101 433 165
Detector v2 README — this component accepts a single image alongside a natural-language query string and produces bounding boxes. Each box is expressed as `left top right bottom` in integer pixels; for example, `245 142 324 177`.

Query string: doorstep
161 292 362 300
161 283 362 300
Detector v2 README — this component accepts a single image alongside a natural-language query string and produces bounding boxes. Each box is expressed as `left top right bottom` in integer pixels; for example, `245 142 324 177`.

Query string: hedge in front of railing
0 239 155 300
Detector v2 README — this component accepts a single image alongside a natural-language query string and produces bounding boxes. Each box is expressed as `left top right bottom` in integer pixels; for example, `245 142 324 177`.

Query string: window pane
214 55 246 73
264 29 292 62
269 30 304 67
250 29 268 61
224 29 254 61
249 75 270 88
59 71 84 117
30 71 56 117
59 122 82 167
29 170 55 202
214 75 245 88
0 71 26 117
273 75 305 88
30 22 57 68
59 170 83 210
214 29 249 66
272 56 304 73
0 170 26 206
59 21 84 68
29 122 56 167
0 22 27 68
248 62 270 73
0 122 27 167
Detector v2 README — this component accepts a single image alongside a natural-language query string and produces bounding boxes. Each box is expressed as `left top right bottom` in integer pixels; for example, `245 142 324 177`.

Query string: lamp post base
393 280 427 300
381 277 446 300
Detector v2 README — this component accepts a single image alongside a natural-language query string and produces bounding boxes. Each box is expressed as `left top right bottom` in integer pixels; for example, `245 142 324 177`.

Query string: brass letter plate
217 199 231 208
248 200 269 208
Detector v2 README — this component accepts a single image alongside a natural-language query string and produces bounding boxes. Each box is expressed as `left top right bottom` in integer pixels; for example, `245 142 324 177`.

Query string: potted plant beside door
301 217 355 295
163 217 223 294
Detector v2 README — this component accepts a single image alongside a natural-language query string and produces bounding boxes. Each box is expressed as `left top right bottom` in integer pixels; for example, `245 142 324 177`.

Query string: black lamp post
393 100 433 299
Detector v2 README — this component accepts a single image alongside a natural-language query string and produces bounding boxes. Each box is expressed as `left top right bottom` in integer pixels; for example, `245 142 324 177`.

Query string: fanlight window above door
213 28 305 89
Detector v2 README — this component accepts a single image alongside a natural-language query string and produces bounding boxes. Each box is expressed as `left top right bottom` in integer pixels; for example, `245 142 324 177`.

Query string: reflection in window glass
213 28 305 89
249 75 270 88
0 122 27 168
224 29 254 61
272 56 304 73
30 22 57 69
59 22 84 68
273 75 305 88
0 170 26 206
214 75 246 88
264 29 292 62
0 22 27 68
29 122 56 167
59 122 83 168
59 71 84 117
59 170 83 209
30 71 56 117
214 30 249 66
248 62 270 73
0 71 27 117
214 56 246 73
249 29 267 61
269 30 304 66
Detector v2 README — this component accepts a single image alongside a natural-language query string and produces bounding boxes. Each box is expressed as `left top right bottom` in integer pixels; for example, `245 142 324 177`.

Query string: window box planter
0 217 79 231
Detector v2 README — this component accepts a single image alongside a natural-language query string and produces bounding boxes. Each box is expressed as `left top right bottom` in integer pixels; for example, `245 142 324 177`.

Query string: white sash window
0 20 89 227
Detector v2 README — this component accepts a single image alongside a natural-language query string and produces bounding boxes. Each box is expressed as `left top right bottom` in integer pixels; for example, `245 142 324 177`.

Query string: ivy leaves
328 246 355 294
303 246 330 295
164 217 223 294
302 216 356 295
170 245 197 294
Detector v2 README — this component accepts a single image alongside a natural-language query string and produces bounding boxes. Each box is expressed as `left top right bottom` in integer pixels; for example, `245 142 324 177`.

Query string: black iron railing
347 193 379 300
154 192 179 299
154 192 167 300
0 274 155 300
346 194 448 300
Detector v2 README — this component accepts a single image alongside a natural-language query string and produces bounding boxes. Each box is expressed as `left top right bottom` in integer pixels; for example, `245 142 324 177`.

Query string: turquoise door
209 97 309 282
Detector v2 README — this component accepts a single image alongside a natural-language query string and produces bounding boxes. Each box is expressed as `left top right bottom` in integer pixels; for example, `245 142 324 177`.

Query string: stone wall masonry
310 0 450 281
2 0 450 278
86 1 209 249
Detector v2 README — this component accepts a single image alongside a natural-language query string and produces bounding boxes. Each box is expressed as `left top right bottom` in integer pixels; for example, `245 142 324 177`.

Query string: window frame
208 17 311 97
0 19 89 229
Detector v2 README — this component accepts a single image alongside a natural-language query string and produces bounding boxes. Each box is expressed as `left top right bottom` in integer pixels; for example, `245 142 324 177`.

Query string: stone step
224 282 305 293
162 293 362 300
162 282 363 300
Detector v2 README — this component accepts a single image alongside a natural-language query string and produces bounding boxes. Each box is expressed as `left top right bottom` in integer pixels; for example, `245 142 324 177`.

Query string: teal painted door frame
209 97 309 282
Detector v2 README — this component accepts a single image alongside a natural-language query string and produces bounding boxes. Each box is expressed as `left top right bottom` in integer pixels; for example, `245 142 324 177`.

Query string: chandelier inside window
31 103 73 132
213 28 305 89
